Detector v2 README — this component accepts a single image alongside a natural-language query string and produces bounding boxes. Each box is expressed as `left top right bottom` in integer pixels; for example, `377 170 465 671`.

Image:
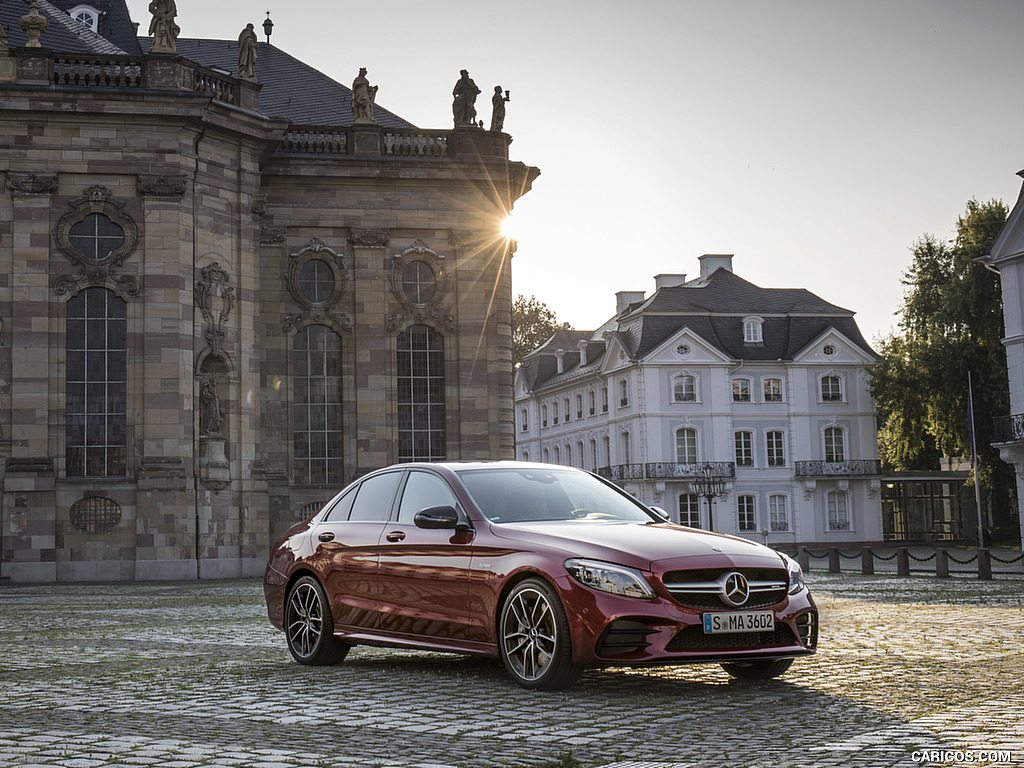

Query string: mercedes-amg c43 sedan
263 462 817 690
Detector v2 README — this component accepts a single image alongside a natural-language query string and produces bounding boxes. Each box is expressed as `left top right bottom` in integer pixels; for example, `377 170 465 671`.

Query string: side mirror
649 506 671 522
414 505 469 531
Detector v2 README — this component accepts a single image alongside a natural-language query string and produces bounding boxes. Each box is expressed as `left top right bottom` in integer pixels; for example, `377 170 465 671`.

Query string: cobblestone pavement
1 573 1023 768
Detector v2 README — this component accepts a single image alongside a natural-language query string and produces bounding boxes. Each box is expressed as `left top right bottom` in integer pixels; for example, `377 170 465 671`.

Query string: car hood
486 520 785 571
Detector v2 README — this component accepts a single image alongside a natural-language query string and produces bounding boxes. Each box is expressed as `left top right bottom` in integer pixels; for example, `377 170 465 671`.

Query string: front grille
666 622 797 651
662 567 788 610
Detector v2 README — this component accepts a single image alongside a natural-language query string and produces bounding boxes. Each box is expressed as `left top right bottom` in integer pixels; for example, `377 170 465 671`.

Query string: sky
126 0 1024 346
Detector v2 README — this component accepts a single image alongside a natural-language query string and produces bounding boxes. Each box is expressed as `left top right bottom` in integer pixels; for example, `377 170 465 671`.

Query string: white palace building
514 255 882 547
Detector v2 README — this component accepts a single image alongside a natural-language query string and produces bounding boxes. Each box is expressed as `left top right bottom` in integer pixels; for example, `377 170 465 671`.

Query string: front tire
285 575 350 666
499 578 582 690
720 658 793 680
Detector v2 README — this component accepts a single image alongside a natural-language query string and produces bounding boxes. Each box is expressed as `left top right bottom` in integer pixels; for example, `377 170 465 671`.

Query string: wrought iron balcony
794 460 881 478
645 462 735 480
993 413 1024 443
596 464 645 481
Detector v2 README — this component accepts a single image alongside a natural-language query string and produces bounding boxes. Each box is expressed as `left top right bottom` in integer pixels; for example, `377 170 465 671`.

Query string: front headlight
782 553 806 595
565 558 656 599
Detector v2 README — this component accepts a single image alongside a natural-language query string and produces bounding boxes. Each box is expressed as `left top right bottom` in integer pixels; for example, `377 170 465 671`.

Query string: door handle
318 531 335 543
385 531 406 542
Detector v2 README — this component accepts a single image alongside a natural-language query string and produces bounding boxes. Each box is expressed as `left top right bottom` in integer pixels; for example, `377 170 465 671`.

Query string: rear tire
499 578 582 690
720 658 793 680
285 575 350 666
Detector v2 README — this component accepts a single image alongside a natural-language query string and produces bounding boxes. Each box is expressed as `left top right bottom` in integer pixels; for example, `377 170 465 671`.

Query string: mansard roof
521 266 875 393
0 0 416 128
2 0 142 54
162 39 417 129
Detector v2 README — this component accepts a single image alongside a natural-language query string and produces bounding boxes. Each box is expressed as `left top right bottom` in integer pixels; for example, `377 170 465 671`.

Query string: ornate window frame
387 241 454 332
283 238 350 335
53 185 141 300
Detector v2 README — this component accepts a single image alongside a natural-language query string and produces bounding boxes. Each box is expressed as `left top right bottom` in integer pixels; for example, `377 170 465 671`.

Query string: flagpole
968 372 985 547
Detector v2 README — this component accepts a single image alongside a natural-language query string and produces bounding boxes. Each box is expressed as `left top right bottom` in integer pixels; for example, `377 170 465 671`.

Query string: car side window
397 472 458 524
321 487 357 522
348 472 403 522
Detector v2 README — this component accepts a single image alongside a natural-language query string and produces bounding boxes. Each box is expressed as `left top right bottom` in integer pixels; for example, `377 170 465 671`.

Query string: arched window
66 288 127 477
520 408 528 432
601 385 609 413
293 325 343 484
619 379 629 407
821 375 843 402
827 491 850 530
622 431 631 463
769 494 789 532
575 393 583 419
397 325 446 461
673 374 696 402
678 493 701 528
743 317 763 343
589 438 598 470
737 495 757 532
766 430 786 466
732 378 751 402
824 426 845 463
676 427 697 464
541 403 548 428
763 377 783 402
734 430 753 467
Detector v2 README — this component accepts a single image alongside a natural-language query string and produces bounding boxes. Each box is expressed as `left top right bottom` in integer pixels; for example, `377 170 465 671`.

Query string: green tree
871 199 1017 537
512 294 570 366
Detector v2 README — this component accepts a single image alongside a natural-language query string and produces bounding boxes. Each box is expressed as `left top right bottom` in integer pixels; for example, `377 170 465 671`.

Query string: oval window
69 497 122 533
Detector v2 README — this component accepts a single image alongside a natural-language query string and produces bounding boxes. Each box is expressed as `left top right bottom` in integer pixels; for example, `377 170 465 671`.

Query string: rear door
310 470 403 630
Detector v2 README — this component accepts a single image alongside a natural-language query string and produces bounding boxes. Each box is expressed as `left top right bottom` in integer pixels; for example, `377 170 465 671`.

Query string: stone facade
0 10 536 582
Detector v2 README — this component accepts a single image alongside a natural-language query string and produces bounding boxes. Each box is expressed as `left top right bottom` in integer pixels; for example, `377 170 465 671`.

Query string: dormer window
70 5 99 31
743 316 763 344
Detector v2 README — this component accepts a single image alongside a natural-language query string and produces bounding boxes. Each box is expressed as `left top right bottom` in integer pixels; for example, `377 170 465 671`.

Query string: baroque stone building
514 255 882 547
0 1 536 581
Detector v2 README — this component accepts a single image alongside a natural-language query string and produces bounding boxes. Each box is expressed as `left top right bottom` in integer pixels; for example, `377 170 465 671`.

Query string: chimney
699 254 734 279
555 349 564 374
616 290 645 315
655 274 687 290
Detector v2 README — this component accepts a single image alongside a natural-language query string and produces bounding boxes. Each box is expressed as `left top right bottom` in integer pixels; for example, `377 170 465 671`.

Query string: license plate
703 611 774 634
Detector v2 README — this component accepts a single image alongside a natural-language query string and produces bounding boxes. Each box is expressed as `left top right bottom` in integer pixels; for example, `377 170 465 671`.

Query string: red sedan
264 462 817 690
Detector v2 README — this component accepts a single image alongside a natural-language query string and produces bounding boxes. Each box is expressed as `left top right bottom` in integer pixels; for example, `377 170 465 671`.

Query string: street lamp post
691 463 726 532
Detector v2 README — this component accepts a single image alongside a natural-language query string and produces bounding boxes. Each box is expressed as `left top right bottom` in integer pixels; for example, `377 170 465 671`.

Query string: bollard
978 548 992 581
797 546 810 572
861 546 874 575
935 548 949 578
897 547 910 577
828 547 840 573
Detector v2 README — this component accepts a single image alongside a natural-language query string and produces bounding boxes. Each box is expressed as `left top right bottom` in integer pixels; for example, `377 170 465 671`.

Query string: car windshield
455 467 655 524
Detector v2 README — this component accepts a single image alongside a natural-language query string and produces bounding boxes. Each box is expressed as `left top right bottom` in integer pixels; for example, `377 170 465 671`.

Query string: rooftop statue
490 86 510 132
148 0 179 54
452 69 481 128
19 0 49 48
238 23 258 81
351 67 378 124
0 0 8 55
